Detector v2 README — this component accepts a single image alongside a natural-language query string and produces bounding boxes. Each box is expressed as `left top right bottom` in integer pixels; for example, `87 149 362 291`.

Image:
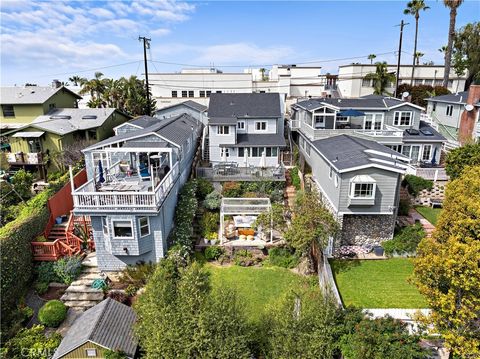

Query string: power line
33 61 142 78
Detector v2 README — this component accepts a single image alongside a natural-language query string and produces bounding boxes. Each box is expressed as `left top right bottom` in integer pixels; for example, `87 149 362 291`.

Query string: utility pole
394 20 408 98
139 36 151 115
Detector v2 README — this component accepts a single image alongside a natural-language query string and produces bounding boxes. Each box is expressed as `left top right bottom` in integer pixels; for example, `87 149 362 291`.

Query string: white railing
73 162 179 212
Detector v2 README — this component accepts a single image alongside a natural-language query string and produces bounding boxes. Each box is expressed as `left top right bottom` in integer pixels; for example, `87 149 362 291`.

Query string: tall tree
442 0 464 87
404 0 430 85
68 75 86 86
363 62 397 96
367 54 377 64
444 143 480 179
452 22 480 89
414 165 480 358
414 51 424 65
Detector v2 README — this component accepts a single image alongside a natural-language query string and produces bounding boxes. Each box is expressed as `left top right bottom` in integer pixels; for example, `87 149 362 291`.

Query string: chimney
458 85 480 145
52 79 61 89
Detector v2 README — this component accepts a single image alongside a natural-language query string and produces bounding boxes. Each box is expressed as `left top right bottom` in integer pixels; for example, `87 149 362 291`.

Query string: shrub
170 180 198 251
267 247 300 268
108 291 129 304
382 224 425 256
125 285 139 297
203 191 222 210
233 249 259 266
445 143 480 179
35 282 49 295
105 350 128 359
289 167 301 190
38 300 67 327
11 169 34 200
35 262 61 284
19 305 34 323
398 197 411 216
402 175 433 196
53 256 82 285
222 181 242 197
204 246 224 261
1 325 62 359
119 261 156 288
200 211 219 237
195 178 214 200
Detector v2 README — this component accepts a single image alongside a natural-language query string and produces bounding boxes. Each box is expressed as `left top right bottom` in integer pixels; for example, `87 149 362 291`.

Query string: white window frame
350 182 376 199
112 219 134 239
217 125 230 135
255 121 267 132
221 148 230 158
422 144 432 161
363 113 384 130
92 152 109 172
85 349 97 357
410 145 421 162
393 111 413 126
138 216 150 238
102 217 109 236
237 121 245 130
446 105 453 117
305 143 311 157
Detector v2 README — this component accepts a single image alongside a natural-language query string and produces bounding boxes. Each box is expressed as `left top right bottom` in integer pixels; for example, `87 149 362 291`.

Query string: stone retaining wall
339 214 396 247
414 183 447 206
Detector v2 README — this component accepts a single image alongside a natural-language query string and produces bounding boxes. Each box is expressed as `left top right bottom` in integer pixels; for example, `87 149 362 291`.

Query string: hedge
402 174 433 196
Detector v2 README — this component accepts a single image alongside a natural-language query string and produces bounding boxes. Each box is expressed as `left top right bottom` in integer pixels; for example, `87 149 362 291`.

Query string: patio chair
138 163 151 181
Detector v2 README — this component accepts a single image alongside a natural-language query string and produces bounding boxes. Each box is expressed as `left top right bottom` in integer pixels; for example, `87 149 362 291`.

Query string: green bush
119 261 156 288
1 325 62 359
200 211 219 237
195 178 214 200
267 247 300 268
382 224 425 256
11 169 34 200
222 181 242 197
125 285 139 297
204 246 224 261
53 256 82 285
38 300 67 327
35 282 49 295
35 262 61 284
105 350 128 359
398 198 411 216
170 180 198 252
19 305 34 323
402 175 433 196
203 191 222 210
289 167 301 190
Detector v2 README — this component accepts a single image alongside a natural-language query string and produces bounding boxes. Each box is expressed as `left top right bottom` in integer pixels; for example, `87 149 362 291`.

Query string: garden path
409 209 435 237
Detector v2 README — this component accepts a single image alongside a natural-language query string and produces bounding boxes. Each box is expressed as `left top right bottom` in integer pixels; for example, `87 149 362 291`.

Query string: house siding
383 104 422 130
155 105 208 125
58 341 109 359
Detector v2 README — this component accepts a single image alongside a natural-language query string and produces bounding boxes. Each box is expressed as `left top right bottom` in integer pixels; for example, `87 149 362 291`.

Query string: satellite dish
402 91 410 98
465 104 474 111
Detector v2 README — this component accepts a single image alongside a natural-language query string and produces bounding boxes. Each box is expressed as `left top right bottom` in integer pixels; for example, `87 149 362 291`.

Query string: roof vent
82 115 97 120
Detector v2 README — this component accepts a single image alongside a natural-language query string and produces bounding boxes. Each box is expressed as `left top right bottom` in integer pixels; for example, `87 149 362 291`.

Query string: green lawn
415 206 442 225
330 258 427 308
207 264 312 322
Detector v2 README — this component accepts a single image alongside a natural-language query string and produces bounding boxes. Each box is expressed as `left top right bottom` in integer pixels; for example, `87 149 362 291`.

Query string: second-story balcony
7 152 45 165
73 161 179 213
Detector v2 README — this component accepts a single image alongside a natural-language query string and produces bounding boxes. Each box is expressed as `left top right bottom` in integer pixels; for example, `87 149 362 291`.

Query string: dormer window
349 175 376 206
255 121 267 131
393 111 413 126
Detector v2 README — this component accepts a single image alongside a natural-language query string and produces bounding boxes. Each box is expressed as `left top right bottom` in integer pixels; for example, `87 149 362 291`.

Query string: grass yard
330 258 427 309
415 206 442 225
207 264 313 322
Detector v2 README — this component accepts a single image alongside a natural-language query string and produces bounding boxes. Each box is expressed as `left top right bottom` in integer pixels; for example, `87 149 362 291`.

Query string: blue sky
1 0 479 86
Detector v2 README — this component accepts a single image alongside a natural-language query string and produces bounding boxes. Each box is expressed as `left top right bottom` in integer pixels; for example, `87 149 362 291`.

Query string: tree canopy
363 62 396 96
452 21 480 88
444 143 480 179
414 165 480 357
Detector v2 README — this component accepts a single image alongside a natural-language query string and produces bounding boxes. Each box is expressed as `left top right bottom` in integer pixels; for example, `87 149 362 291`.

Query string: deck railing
73 162 179 212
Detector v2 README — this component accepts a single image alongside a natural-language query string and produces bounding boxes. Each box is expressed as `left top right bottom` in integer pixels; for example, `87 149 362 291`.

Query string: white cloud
150 28 172 37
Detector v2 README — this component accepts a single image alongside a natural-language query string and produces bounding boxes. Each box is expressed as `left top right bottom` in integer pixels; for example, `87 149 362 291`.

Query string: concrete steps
63 300 101 308
61 291 104 301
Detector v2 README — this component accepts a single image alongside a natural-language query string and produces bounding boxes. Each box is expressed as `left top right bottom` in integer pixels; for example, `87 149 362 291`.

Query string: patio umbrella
221 149 227 162
338 109 366 117
431 148 437 166
243 148 249 167
259 150 267 169
98 160 105 183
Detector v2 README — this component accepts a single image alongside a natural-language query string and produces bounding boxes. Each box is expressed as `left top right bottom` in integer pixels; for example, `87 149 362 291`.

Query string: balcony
7 152 44 165
73 161 179 213
196 163 285 182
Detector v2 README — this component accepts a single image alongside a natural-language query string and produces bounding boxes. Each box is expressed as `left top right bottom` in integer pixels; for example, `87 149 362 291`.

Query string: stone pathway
60 252 104 310
284 169 297 209
409 209 435 237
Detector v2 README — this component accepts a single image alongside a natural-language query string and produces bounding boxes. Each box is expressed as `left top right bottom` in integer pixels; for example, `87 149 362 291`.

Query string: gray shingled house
298 134 410 250
52 298 137 359
72 113 202 271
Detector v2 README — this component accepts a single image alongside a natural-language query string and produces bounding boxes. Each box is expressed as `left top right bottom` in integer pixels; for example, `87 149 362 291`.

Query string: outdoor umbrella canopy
431 148 437 165
338 109 366 117
244 148 249 167
259 151 267 169
98 160 105 183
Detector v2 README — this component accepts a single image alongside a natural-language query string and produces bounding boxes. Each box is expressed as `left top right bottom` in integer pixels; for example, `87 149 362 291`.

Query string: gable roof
208 93 282 119
294 96 424 111
426 91 479 106
22 108 128 136
0 86 81 105
85 113 201 151
52 298 137 359
129 115 159 129
311 134 409 173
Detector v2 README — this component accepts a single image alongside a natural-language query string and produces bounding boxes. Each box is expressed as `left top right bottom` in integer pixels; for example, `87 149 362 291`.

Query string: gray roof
154 100 207 113
426 91 479 106
85 113 201 151
312 135 409 172
52 298 137 359
402 121 446 142
26 108 123 135
129 115 159 129
294 96 422 111
219 133 286 148
208 93 282 120
0 86 81 105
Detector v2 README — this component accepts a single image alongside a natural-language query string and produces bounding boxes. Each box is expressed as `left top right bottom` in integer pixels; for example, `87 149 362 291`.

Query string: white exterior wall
427 101 464 129
338 64 467 98
244 118 278 134
209 124 235 162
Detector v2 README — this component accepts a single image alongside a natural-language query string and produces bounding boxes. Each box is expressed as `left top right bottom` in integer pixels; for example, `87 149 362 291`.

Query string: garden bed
330 258 427 308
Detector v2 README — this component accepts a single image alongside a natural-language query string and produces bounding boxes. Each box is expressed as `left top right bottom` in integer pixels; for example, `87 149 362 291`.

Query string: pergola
219 197 272 244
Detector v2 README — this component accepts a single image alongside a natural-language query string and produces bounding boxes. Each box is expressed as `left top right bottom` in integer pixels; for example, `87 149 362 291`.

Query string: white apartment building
149 65 338 110
337 64 467 98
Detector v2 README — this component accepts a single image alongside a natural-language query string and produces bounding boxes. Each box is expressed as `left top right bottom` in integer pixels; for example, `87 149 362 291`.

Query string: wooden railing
31 239 76 261
73 162 179 213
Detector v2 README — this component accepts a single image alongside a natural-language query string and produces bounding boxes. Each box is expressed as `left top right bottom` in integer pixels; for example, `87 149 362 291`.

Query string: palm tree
79 72 106 107
363 62 397 96
442 0 464 87
415 52 424 65
404 0 430 85
367 54 377 64
68 75 86 86
259 68 267 81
